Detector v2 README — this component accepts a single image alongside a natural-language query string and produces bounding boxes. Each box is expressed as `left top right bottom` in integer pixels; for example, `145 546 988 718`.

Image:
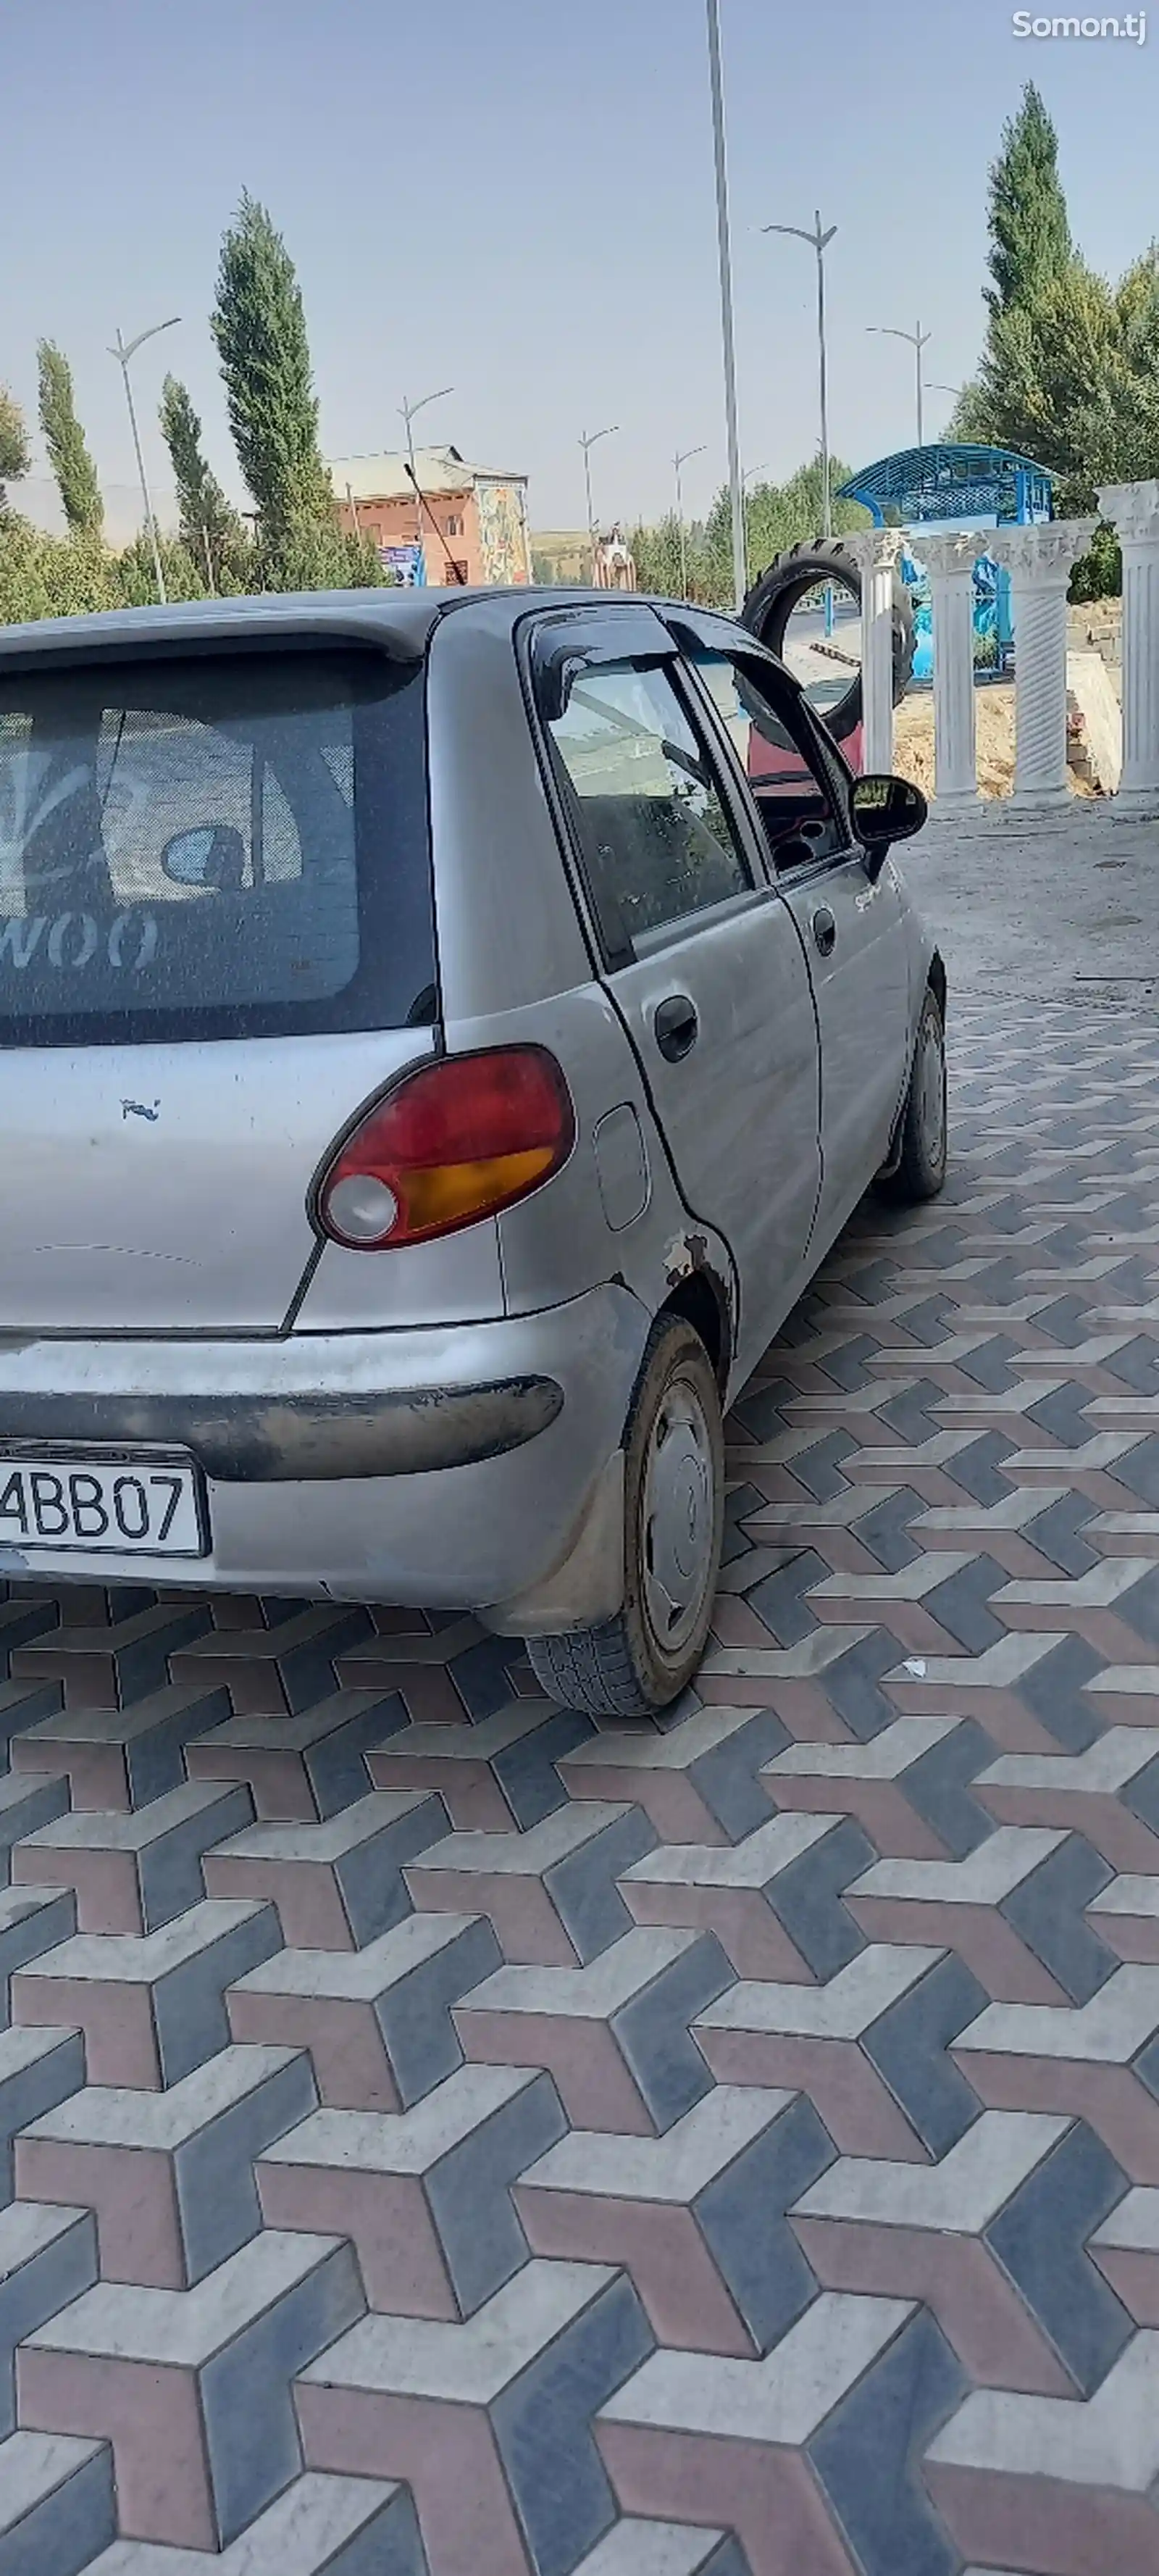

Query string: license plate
0 1450 207 1557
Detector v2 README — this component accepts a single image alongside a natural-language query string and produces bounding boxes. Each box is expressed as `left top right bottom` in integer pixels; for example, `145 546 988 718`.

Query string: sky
4 0 1158 539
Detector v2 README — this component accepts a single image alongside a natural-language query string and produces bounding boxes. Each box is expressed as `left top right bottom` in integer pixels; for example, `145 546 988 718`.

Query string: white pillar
920 530 982 809
1097 480 1159 814
989 520 1095 807
847 528 903 772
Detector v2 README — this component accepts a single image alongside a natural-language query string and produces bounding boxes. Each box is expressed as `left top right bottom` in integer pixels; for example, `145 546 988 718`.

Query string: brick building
329 446 532 588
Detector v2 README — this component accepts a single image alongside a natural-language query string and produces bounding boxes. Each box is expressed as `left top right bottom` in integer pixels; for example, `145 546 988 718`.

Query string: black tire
878 988 947 1205
741 535 915 752
525 1317 724 1719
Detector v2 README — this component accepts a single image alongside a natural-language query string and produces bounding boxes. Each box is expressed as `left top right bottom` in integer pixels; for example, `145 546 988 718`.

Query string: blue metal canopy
836 443 1054 528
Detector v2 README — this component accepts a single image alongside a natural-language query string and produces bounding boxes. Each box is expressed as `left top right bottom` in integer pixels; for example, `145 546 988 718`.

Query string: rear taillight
316 1047 576 1251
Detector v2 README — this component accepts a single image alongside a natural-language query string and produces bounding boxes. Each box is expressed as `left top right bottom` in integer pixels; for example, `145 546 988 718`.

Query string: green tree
211 193 333 540
159 374 251 592
211 193 384 591
0 386 30 508
986 84 1071 317
36 341 103 535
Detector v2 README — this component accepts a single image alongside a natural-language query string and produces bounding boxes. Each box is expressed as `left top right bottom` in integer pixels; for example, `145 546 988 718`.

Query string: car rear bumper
0 1285 649 1613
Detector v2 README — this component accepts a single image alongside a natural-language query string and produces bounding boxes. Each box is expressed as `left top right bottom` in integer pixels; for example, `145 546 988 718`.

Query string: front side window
545 659 750 942
692 650 848 869
0 648 434 1046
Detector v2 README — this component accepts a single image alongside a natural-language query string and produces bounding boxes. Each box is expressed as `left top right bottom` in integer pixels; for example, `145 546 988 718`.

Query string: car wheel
525 1316 724 1719
879 986 947 1204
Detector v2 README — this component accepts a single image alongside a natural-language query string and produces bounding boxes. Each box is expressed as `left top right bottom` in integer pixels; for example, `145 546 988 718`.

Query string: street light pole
867 318 932 450
579 426 617 580
399 387 453 577
706 0 746 609
762 212 837 538
109 317 180 606
674 442 706 599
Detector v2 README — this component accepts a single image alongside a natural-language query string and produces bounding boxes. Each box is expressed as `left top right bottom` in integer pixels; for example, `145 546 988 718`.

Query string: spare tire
740 535 914 751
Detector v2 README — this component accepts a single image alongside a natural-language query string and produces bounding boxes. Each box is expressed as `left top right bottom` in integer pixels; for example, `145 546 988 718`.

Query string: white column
989 520 1095 807
1097 480 1159 814
847 528 903 772
920 530 982 809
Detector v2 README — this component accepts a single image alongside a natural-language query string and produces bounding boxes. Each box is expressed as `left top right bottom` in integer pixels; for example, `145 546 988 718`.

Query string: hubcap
640 1375 717 1656
919 1017 946 1167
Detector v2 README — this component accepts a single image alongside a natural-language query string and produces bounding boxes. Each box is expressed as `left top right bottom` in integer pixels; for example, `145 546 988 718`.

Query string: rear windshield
0 646 435 1046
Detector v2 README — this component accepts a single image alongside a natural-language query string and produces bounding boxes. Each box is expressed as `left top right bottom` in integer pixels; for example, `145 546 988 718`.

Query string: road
2 830 1158 2572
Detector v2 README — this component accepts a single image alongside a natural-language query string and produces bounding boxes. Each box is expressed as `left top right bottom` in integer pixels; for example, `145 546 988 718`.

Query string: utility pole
579 425 617 581
109 316 180 605
706 0 746 609
674 442 706 599
762 212 837 538
867 318 932 450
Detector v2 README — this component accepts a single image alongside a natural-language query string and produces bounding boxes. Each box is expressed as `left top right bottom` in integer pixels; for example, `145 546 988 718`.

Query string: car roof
0 585 766 672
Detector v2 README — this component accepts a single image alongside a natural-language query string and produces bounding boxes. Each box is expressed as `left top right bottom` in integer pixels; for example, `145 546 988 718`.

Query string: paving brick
0 1772 70 1884
85 2472 427 2575
845 1827 1116 2004
973 1729 1159 1872
595 2292 954 2576
227 1910 501 2110
10 1611 213 1716
0 1885 76 2022
12 1783 255 1935
183 1691 410 1821
791 2107 1131 2395
0 2429 114 2576
9 1688 233 1812
202 1792 447 1950
0 2199 96 2432
18 2230 364 2550
953 1967 1159 2180
17 2042 316 2286
925 2332 1159 2574
560 1710 789 1846
12 1900 282 2088
258 2062 564 2315
298 2258 652 2576
368 1701 594 1833
0 2025 85 2204
169 1609 375 1720
761 1717 995 1860
516 2084 833 2359
620 1815 872 1980
405 1802 656 1966
455 1928 735 2135
0 1683 64 1770
572 2527 749 2576
697 1943 987 2159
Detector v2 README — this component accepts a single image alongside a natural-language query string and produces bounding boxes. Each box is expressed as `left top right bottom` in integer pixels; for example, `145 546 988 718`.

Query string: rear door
674 617 911 1249
531 610 821 1370
0 646 442 1333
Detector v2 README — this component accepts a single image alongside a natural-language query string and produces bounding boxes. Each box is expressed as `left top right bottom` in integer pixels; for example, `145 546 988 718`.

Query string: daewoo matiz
0 587 945 1714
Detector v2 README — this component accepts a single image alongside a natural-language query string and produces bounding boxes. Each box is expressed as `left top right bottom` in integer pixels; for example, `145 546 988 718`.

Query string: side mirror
850 772 927 861
161 825 246 890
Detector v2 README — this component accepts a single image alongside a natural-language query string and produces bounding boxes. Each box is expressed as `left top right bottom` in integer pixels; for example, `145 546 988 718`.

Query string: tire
526 1317 724 1719
878 988 947 1205
741 535 915 753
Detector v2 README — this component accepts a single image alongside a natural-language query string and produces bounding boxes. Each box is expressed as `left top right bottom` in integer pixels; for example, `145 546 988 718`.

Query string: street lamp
109 317 180 606
742 462 770 488
674 443 706 599
762 212 837 540
398 388 453 575
579 425 617 579
866 318 932 450
706 0 746 609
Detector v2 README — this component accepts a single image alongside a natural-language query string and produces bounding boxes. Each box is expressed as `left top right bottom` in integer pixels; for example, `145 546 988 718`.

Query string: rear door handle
811 905 837 958
653 994 699 1062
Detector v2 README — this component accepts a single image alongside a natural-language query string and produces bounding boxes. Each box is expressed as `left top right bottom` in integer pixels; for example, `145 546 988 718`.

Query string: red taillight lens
316 1047 576 1250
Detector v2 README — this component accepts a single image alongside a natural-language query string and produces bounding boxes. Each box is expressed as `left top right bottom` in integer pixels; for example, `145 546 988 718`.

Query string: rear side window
0 648 434 1046
543 660 750 943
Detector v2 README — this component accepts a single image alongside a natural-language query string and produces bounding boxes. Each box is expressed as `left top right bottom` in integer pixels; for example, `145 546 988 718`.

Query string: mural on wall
476 478 532 586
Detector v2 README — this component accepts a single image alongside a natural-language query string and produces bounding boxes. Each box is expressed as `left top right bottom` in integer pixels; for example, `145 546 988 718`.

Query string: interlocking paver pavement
4 998 1159 2568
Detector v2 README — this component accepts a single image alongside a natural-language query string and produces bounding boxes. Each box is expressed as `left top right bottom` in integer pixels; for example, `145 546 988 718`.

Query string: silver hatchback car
0 587 945 1717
